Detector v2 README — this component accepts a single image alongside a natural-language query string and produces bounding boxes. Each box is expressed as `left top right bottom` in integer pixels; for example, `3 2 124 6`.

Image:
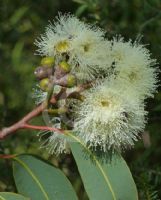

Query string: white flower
32 84 62 105
32 85 48 105
70 31 111 82
44 131 69 155
35 30 71 57
34 14 159 154
73 80 147 152
39 117 70 155
35 14 112 82
110 37 158 99
51 13 88 40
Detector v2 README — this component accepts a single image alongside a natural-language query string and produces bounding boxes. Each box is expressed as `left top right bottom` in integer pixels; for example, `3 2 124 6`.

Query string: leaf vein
13 157 50 200
0 196 6 200
68 133 117 200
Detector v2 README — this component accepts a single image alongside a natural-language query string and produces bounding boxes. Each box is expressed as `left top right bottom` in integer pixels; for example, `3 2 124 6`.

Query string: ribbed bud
59 61 71 73
48 107 68 115
40 57 55 67
34 66 53 80
66 74 77 87
39 78 50 91
54 64 69 79
55 74 77 88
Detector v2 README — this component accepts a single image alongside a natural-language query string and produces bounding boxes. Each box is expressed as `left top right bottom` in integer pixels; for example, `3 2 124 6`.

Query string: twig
137 10 161 36
0 97 55 140
23 124 65 134
0 82 91 140
0 154 17 159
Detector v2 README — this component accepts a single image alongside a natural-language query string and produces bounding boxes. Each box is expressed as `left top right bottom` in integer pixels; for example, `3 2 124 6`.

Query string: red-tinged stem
0 98 56 140
0 82 91 140
22 124 65 134
0 154 17 159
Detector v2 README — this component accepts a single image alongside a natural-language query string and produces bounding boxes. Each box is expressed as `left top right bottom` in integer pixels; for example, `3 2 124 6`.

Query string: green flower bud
40 57 55 67
39 78 50 91
59 61 71 73
55 74 76 88
67 74 76 87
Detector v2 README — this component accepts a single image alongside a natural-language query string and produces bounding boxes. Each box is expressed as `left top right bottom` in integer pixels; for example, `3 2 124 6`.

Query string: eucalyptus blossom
33 14 158 155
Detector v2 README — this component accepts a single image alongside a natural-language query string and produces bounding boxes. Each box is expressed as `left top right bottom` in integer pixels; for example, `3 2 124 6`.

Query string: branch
0 154 17 159
0 98 55 140
22 124 65 134
137 10 161 36
0 82 91 140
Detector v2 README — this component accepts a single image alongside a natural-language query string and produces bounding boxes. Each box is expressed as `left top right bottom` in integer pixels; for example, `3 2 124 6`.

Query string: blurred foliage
0 0 161 199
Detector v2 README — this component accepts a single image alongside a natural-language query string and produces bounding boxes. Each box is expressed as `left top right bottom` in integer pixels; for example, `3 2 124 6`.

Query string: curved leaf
68 133 138 200
0 192 29 200
13 155 78 200
75 4 88 16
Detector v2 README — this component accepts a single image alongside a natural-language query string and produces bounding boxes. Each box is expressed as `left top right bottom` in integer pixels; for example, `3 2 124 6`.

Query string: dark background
0 0 161 199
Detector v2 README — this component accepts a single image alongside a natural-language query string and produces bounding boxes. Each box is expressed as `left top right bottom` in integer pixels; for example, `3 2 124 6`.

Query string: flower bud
59 61 71 73
34 66 53 80
67 74 77 87
55 74 76 88
40 57 55 67
39 78 50 91
54 62 70 79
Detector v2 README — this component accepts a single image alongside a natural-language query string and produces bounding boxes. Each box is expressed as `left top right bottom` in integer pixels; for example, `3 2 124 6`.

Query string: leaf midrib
68 132 117 200
0 192 29 200
13 157 50 200
0 196 5 200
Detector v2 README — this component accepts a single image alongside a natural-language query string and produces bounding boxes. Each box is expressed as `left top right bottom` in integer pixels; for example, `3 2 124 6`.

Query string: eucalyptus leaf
75 4 88 16
12 41 24 67
13 155 78 200
69 133 138 200
9 6 29 25
0 192 29 200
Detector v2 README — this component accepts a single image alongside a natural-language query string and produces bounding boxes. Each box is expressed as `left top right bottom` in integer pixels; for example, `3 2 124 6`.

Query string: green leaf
0 192 29 200
72 0 86 5
12 41 24 67
9 6 29 26
75 4 88 17
68 133 138 200
13 155 78 200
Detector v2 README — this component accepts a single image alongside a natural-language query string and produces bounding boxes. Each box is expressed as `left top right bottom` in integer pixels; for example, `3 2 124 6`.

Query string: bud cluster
34 56 76 92
33 14 159 155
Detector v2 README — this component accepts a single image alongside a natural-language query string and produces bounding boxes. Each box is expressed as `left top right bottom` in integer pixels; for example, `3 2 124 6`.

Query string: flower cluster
35 14 111 82
34 14 158 155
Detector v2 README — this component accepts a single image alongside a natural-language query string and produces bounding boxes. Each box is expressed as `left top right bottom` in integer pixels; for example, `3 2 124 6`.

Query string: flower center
113 51 124 61
83 43 90 52
55 40 69 53
101 100 110 107
129 72 137 81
